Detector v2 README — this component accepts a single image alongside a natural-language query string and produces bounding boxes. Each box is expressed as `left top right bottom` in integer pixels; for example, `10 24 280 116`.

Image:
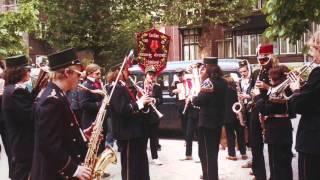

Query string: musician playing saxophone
31 48 91 180
237 60 254 168
136 66 163 165
108 63 153 180
256 65 294 180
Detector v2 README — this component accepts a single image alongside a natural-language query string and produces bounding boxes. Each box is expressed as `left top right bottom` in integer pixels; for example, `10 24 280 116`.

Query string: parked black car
129 59 241 138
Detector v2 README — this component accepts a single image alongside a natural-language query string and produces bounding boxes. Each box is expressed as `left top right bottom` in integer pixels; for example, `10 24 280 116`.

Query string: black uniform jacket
136 81 163 124
291 66 320 154
257 97 293 145
223 86 238 124
109 82 146 140
31 82 87 180
2 84 34 163
193 77 228 129
79 79 103 129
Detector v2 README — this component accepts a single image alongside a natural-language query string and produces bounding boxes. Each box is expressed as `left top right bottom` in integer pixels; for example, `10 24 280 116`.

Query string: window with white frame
224 41 233 58
236 36 242 57
217 41 224 58
297 37 304 54
240 35 257 56
182 28 200 61
280 38 296 54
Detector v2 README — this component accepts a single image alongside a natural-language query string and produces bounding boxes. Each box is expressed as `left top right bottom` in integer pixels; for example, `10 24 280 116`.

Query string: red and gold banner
136 28 170 74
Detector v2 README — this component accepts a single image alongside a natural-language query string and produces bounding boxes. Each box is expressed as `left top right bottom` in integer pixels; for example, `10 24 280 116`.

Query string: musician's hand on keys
289 72 300 91
90 89 106 96
239 93 250 100
172 89 181 94
256 81 270 90
75 165 92 180
140 94 153 105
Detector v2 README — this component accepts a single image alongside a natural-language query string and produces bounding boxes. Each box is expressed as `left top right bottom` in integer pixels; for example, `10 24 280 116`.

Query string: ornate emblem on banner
136 28 170 74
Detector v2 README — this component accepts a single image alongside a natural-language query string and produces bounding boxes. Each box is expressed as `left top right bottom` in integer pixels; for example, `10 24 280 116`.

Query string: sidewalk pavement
0 116 300 180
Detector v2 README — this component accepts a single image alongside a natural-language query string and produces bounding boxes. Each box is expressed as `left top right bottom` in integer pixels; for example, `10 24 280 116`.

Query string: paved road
0 117 300 180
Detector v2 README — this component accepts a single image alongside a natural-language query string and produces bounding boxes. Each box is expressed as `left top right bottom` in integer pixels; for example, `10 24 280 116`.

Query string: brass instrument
128 76 164 118
232 81 246 126
268 61 315 101
83 90 117 180
83 50 135 179
182 63 202 114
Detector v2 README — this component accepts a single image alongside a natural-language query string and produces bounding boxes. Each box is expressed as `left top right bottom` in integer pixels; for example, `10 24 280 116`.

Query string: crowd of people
0 30 319 180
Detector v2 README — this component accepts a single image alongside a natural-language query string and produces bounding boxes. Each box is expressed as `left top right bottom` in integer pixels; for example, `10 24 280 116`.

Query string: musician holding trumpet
108 63 153 180
289 30 320 180
136 66 163 165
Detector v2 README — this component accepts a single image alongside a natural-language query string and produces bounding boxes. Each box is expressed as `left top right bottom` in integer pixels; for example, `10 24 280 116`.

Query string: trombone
128 76 164 118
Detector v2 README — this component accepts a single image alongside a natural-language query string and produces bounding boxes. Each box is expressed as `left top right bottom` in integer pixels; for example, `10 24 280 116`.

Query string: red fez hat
258 44 273 55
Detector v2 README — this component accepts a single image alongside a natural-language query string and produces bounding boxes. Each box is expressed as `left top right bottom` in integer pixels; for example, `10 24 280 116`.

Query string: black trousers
118 138 150 180
225 122 246 156
198 127 222 180
250 109 266 180
11 161 32 180
177 100 187 139
148 122 159 159
268 144 292 180
298 152 320 180
185 116 197 156
0 122 12 178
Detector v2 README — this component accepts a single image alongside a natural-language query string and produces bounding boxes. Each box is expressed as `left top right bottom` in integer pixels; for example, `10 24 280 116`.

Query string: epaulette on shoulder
47 89 59 99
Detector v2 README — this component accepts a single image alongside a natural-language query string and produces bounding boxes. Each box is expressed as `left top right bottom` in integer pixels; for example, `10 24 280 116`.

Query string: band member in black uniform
237 60 255 168
108 63 153 180
290 30 320 180
170 69 192 144
0 61 12 178
223 75 247 161
79 63 107 154
2 55 33 180
250 44 276 180
193 57 228 180
137 66 163 165
79 63 103 129
257 65 293 180
31 48 91 180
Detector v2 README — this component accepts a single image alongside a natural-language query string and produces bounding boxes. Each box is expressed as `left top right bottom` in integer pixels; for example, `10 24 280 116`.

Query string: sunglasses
257 56 271 65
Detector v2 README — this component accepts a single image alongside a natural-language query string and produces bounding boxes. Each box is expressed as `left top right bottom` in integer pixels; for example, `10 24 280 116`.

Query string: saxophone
232 81 247 126
83 91 117 180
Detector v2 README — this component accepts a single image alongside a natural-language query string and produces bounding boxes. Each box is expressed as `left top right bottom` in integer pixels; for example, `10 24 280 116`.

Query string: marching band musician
108 63 153 180
2 55 34 180
223 75 248 161
237 60 255 168
250 44 277 180
79 63 107 154
193 57 228 180
169 69 192 147
31 48 91 180
257 65 294 180
136 66 163 165
290 30 320 180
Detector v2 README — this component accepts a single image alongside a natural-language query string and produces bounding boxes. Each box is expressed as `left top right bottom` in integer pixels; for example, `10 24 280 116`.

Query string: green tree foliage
264 0 320 42
161 0 256 27
0 0 39 58
39 0 159 67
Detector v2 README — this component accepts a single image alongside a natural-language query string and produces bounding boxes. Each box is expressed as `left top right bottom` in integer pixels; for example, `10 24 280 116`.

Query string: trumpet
128 76 163 118
268 60 315 100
